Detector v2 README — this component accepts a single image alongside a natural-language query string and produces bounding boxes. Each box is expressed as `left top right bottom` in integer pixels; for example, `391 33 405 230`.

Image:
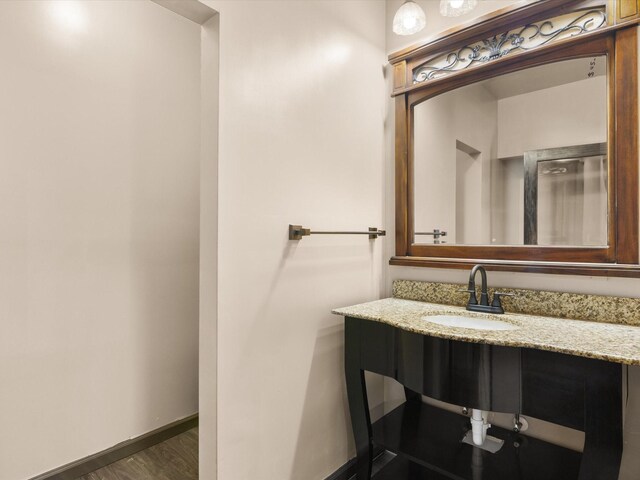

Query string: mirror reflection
413 56 608 246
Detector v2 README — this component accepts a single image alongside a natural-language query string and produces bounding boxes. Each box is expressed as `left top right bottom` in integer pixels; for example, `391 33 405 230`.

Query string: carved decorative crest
413 9 607 84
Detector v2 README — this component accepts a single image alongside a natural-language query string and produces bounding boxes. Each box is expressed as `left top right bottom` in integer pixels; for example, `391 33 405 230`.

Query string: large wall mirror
391 0 640 276
413 56 609 248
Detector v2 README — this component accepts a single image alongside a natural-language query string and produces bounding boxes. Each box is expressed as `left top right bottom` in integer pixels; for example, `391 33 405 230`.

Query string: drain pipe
470 409 490 446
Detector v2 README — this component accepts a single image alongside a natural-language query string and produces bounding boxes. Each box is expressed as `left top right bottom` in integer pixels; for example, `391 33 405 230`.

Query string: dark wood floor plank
105 455 156 480
80 465 124 480
76 473 101 480
143 437 198 480
165 432 198 466
74 428 198 480
181 428 199 447
182 430 199 454
133 451 179 480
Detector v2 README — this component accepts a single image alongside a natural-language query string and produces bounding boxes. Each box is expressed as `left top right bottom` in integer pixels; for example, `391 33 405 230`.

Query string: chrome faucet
462 265 513 314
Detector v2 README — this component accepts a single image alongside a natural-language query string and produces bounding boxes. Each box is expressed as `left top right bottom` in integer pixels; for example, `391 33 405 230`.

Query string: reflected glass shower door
524 144 607 246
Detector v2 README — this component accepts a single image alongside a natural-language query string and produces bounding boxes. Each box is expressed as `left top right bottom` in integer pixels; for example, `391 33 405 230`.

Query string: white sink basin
423 314 519 331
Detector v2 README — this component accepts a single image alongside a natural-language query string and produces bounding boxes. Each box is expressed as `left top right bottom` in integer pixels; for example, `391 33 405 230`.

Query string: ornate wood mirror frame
391 0 640 277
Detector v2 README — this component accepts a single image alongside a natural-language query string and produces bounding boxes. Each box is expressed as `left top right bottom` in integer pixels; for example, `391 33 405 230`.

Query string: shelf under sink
371 399 582 480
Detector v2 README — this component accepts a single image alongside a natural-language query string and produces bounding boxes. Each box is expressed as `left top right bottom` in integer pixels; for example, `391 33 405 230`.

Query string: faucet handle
491 292 516 307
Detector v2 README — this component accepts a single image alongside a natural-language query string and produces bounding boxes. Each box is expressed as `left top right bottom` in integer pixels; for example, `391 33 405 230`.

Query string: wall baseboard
324 448 387 480
324 447 396 480
324 457 357 480
29 414 198 480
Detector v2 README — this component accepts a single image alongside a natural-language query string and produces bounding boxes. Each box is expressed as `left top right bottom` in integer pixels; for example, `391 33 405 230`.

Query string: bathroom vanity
369 0 640 474
335 294 640 480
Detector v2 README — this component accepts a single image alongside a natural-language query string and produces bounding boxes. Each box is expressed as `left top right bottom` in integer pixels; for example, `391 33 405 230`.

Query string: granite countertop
332 298 640 365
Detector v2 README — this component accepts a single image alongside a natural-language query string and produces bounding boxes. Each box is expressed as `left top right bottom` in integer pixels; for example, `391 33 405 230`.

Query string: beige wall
200 1 386 479
199 13 219 480
497 76 607 158
385 2 640 478
0 2 201 479
414 82 497 244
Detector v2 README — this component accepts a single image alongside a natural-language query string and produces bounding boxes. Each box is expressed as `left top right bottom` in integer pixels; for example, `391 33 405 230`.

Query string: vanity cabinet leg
579 362 623 480
345 318 373 480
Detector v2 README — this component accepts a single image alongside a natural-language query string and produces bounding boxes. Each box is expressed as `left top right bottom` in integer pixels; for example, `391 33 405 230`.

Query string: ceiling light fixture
440 0 478 18
392 1 427 36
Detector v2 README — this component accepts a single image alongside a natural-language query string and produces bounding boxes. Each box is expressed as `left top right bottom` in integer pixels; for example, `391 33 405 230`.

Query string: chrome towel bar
289 224 386 240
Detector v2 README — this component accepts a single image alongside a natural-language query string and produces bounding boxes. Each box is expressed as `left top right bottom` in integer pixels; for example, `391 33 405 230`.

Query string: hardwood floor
76 428 198 480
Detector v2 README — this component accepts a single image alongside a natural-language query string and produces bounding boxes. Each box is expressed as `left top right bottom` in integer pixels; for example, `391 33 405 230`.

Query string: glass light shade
393 1 426 36
439 0 478 17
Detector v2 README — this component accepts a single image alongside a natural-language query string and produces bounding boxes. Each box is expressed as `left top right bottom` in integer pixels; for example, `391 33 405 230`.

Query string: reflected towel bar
415 229 447 244
289 224 386 240
414 230 447 237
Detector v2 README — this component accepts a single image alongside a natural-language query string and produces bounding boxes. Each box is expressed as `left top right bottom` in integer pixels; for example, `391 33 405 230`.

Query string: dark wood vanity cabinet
345 317 623 480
